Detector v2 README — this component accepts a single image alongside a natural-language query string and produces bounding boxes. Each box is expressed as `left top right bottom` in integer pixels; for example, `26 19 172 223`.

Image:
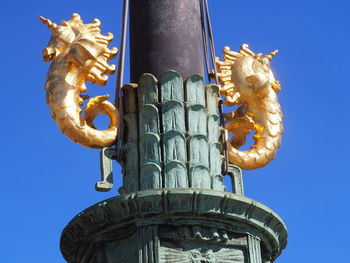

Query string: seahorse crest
40 13 119 149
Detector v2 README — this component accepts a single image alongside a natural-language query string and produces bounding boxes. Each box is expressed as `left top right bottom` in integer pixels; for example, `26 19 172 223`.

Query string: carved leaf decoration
161 246 245 263
160 246 193 263
215 248 245 263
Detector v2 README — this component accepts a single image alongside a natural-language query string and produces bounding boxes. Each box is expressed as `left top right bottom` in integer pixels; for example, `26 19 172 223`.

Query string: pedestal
61 189 287 263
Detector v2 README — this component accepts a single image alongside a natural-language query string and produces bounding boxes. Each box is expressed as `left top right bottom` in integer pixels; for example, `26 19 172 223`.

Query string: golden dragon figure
40 13 118 149
215 44 283 170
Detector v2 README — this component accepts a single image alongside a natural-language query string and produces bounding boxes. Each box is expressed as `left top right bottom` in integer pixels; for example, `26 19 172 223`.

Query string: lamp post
40 1 288 262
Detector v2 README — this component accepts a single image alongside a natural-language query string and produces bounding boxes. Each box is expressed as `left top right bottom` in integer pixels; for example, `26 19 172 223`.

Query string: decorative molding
138 74 162 190
160 243 245 263
120 71 227 192
61 189 287 263
161 71 187 188
139 226 160 263
248 235 262 263
159 225 247 246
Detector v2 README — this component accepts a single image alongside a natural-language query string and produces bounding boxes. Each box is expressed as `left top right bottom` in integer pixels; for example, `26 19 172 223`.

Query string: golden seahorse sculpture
215 44 283 170
40 13 118 149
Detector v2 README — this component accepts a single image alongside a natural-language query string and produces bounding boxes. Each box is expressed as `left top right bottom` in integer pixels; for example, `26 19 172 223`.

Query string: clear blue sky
1 0 349 262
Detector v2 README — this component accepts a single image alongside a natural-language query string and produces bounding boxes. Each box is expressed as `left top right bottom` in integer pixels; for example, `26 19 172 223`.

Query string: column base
61 189 287 263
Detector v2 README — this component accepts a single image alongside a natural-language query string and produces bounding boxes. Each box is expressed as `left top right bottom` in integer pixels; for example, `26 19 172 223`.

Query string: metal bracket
96 147 118 192
226 164 244 196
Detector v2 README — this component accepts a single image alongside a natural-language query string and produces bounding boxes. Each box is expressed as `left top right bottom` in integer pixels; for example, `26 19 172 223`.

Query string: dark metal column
130 0 204 82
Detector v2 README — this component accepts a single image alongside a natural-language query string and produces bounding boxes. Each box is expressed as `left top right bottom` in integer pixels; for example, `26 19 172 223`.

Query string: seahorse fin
85 95 110 111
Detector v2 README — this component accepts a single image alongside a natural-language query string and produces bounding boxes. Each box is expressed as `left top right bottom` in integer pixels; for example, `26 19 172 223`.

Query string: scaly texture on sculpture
215 44 283 170
40 13 118 149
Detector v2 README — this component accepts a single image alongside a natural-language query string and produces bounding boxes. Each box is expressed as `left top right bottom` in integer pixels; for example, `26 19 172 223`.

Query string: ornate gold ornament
215 44 283 170
40 13 118 149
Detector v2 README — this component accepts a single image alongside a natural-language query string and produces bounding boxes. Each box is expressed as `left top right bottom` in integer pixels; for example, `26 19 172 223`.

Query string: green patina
73 71 287 263
118 71 226 193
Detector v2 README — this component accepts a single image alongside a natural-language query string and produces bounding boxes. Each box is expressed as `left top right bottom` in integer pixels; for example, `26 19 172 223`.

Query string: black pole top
130 0 204 82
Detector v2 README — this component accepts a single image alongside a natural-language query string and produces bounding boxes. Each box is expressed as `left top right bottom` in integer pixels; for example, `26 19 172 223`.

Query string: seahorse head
39 14 80 62
216 44 281 101
40 13 118 86
39 13 118 65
